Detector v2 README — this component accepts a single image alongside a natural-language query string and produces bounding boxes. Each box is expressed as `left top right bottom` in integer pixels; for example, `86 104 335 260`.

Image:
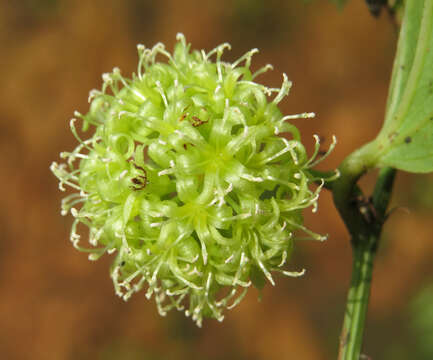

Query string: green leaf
373 0 433 173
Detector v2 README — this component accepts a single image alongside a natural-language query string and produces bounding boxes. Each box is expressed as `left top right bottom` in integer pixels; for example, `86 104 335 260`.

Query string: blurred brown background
1 0 433 359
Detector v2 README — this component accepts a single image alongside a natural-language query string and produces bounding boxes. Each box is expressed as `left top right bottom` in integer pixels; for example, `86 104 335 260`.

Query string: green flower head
51 34 336 326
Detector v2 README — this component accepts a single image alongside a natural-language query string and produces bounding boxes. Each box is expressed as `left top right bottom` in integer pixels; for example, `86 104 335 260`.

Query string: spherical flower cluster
51 34 336 326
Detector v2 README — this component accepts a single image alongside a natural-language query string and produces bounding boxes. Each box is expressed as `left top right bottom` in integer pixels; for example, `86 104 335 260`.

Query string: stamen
69 118 94 153
221 213 252 222
50 162 81 191
88 89 101 103
201 49 207 61
306 135 337 168
137 44 146 79
158 168 174 176
205 272 212 297
175 270 203 290
232 48 259 69
206 42 231 61
225 254 234 264
89 228 103 246
227 288 249 309
232 252 248 286
253 233 275 286
60 152 89 160
102 72 112 84
201 236 208 265
155 80 169 107
252 64 273 79
284 218 328 241
273 73 292 104
215 44 231 83
117 170 128 180
278 251 287 267
240 174 264 182
281 112 315 121
265 176 300 191
259 138 297 165
158 160 175 176
281 269 306 277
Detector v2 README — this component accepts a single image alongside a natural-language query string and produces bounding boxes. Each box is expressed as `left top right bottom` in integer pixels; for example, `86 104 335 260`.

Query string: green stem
339 238 376 360
332 141 379 240
372 167 396 221
334 161 396 359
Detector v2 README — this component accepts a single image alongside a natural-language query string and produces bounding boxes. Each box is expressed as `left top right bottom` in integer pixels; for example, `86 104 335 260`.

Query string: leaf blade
374 0 433 173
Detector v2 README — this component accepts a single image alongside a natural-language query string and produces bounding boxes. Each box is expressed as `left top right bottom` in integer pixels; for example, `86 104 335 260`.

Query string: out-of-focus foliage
410 281 433 359
408 174 433 210
320 0 404 15
332 0 350 9
99 342 163 360
10 0 61 19
301 0 350 8
229 0 300 47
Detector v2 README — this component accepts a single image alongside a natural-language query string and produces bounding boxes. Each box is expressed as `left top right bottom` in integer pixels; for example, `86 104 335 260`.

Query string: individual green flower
51 34 336 326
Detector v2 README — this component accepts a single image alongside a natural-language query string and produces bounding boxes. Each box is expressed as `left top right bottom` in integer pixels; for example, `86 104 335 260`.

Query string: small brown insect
183 142 195 150
178 105 208 127
179 105 190 122
354 195 378 225
130 163 147 190
191 116 208 127
133 163 145 172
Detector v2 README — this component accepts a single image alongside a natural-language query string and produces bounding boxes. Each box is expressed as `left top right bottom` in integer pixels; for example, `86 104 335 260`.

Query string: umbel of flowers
51 34 335 326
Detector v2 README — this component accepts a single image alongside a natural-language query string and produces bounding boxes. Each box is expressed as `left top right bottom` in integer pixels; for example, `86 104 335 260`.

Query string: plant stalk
338 238 376 360
334 161 396 359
